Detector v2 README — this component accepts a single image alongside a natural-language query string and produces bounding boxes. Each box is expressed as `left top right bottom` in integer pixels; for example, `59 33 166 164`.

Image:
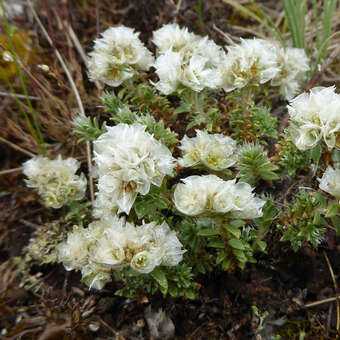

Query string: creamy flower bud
221 38 279 92
179 130 238 170
173 175 265 218
23 155 87 209
318 166 340 200
93 123 175 214
288 86 340 150
88 26 154 86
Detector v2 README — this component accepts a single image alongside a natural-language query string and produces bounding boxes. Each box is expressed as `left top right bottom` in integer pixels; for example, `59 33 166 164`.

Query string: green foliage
115 264 197 299
180 216 264 272
229 105 278 144
118 81 172 116
102 91 178 147
134 185 172 223
178 216 215 274
216 219 258 271
276 134 312 177
65 201 92 227
278 191 328 251
72 114 107 142
237 143 280 185
280 0 307 49
172 89 221 132
252 306 270 331
312 0 339 71
254 198 280 250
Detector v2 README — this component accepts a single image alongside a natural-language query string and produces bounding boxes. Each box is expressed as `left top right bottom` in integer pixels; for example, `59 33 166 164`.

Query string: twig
323 251 340 333
0 167 23 176
0 91 39 100
305 296 338 308
0 136 35 157
98 318 125 340
27 0 94 202
19 219 41 229
63 20 102 90
305 44 340 91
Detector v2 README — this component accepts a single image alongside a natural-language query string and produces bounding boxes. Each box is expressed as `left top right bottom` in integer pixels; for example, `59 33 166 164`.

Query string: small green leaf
197 228 221 237
185 290 196 300
310 143 322 165
230 220 246 228
256 240 267 252
174 103 192 114
326 203 340 218
224 224 241 238
228 238 246 250
331 216 340 236
207 240 226 249
222 259 232 271
151 267 168 292
216 251 226 264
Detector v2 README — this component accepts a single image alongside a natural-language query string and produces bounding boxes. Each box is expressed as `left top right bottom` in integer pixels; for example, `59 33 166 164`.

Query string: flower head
271 47 310 100
221 38 279 92
173 175 265 218
87 26 154 86
178 130 238 170
93 123 175 215
318 166 340 201
23 155 87 209
58 216 185 289
152 24 225 94
287 86 340 150
57 226 90 271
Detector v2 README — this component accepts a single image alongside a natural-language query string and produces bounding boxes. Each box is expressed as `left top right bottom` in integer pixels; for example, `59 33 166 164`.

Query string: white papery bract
221 38 279 92
318 166 340 201
287 86 340 150
152 24 225 94
178 130 238 170
87 26 154 87
58 216 185 289
173 175 265 218
152 23 198 54
23 155 87 209
57 226 90 271
93 123 175 215
271 47 310 100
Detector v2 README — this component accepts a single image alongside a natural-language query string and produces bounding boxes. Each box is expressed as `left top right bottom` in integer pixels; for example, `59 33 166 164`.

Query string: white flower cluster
86 24 309 99
23 155 87 209
58 217 185 289
178 130 238 171
287 86 340 150
221 39 309 99
271 47 310 100
93 123 175 216
318 166 340 202
173 175 265 218
87 26 153 86
152 23 225 94
221 39 279 92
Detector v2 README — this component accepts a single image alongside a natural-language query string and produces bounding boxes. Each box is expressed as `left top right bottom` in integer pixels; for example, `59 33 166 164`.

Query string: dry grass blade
0 136 36 157
0 167 23 176
323 251 340 333
0 91 39 100
26 0 94 202
305 296 339 308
